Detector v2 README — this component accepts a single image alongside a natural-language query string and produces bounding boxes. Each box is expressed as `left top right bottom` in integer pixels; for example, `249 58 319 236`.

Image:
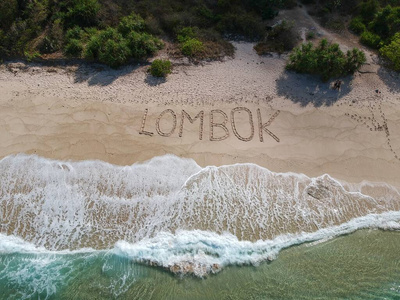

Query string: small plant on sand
306 31 316 40
286 39 366 81
150 59 172 77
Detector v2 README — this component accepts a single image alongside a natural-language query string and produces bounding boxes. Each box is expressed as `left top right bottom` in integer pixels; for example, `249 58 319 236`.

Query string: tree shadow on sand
73 63 142 86
377 66 400 94
144 74 167 86
275 71 353 107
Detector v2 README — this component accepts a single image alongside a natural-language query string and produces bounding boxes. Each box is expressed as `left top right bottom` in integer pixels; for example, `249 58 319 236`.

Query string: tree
380 33 400 71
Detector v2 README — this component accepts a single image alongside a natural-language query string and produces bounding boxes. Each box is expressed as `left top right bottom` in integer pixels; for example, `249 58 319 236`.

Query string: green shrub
286 39 366 81
84 27 129 67
306 31 316 40
66 26 84 40
127 31 163 58
368 6 400 40
38 19 64 54
380 33 400 71
38 36 59 54
181 38 204 56
254 20 298 54
0 0 18 30
150 59 172 77
217 12 264 40
0 29 8 58
359 0 379 22
118 13 146 36
65 0 100 28
24 51 41 62
349 17 366 34
99 38 130 68
84 26 162 65
368 6 392 39
177 27 197 42
344 48 367 73
360 30 382 48
64 39 83 57
84 31 101 59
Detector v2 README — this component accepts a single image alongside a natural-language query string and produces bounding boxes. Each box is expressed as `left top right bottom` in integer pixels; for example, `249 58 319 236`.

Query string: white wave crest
113 212 400 277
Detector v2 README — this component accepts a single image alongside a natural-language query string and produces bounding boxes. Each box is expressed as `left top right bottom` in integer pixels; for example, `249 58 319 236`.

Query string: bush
127 31 163 59
0 29 8 58
181 38 204 56
177 27 197 42
0 0 18 30
118 12 146 36
150 59 172 77
84 27 130 67
306 31 316 40
66 26 84 41
38 36 59 54
65 0 100 28
286 39 366 81
217 12 265 40
38 20 64 54
99 38 130 68
368 5 400 40
84 30 101 59
349 17 366 34
359 0 379 22
24 51 41 62
360 30 382 48
254 20 298 54
64 39 83 57
380 33 400 71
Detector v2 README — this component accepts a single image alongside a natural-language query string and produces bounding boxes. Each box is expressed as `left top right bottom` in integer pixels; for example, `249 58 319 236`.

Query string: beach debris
332 80 342 91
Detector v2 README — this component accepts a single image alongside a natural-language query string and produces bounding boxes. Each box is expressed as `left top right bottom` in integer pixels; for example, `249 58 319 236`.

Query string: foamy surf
113 212 400 277
0 154 400 278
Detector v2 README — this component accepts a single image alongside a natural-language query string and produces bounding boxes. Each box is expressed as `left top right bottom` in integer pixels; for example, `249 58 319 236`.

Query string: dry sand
0 41 400 187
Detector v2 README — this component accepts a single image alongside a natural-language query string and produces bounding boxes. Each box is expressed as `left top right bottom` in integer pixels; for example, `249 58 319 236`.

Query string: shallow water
1 230 399 299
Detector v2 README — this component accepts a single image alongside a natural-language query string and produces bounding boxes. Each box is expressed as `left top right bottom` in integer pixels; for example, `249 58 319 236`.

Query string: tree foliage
380 33 400 70
348 1 400 70
286 39 366 81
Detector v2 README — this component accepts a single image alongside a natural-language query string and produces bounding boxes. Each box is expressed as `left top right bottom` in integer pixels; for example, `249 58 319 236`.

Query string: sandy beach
0 40 399 187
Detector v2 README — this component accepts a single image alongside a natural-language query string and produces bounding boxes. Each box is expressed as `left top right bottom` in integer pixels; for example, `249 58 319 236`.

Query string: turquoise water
1 230 399 299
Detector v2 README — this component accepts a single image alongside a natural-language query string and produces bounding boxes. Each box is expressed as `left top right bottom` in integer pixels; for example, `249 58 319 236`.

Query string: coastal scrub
286 39 366 81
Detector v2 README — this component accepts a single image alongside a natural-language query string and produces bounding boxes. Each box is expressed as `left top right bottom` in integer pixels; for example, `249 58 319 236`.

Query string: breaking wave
0 154 400 277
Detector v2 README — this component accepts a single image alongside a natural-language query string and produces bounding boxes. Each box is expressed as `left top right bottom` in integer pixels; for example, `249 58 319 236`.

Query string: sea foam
0 154 399 276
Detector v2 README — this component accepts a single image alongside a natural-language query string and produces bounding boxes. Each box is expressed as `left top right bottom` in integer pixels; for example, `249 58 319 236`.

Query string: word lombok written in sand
139 108 280 142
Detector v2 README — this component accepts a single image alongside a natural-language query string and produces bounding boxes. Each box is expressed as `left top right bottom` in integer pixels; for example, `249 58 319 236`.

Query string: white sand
0 41 399 187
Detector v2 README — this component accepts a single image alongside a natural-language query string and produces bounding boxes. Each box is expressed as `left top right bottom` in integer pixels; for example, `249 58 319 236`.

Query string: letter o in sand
230 107 254 142
156 109 177 137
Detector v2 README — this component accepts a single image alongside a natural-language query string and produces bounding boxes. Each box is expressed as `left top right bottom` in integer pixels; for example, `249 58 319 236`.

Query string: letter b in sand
210 110 229 141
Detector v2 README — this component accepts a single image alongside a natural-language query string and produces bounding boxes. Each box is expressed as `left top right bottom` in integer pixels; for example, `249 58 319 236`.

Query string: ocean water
0 154 399 299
